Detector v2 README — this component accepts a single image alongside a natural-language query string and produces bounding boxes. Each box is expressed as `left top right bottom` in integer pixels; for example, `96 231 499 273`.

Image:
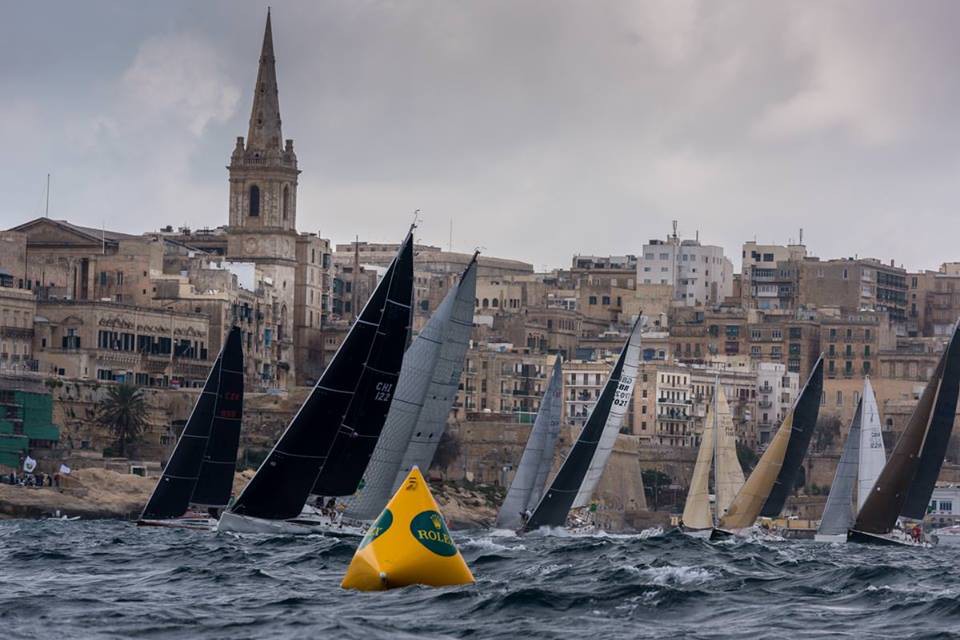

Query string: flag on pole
23 457 37 473
59 464 71 475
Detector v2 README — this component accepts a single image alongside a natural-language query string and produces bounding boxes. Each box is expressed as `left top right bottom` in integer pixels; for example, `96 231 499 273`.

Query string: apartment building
800 258 908 326
740 241 807 310
637 227 733 307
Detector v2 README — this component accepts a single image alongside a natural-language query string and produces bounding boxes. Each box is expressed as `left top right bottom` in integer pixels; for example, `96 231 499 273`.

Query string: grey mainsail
345 256 478 520
496 356 564 529
390 259 477 489
816 399 863 538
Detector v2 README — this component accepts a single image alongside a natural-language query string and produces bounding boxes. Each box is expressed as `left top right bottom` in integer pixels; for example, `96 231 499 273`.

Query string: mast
45 173 50 218
712 376 719 526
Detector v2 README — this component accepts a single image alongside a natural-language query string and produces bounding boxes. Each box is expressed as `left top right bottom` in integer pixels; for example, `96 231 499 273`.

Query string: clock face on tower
243 237 257 255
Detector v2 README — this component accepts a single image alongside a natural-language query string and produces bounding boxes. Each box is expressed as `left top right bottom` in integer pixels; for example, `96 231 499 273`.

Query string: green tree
96 383 149 457
813 415 843 453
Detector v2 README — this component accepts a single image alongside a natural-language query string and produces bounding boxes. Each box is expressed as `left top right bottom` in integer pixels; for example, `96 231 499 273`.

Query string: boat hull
813 533 847 543
217 510 367 537
848 528 933 547
137 517 217 531
680 527 714 540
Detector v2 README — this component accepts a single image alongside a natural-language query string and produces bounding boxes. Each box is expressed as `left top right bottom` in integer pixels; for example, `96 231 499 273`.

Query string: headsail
228 230 413 520
141 326 244 520
522 319 640 531
496 356 564 529
759 356 824 517
346 256 478 520
713 386 745 518
390 261 476 487
817 398 863 538
717 411 793 531
681 391 715 531
857 377 885 511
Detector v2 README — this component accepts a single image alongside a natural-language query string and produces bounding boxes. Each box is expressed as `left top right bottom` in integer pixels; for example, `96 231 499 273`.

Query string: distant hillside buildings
3 11 960 465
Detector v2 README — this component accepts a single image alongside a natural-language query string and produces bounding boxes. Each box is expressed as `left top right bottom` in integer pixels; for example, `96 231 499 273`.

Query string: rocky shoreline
0 469 506 528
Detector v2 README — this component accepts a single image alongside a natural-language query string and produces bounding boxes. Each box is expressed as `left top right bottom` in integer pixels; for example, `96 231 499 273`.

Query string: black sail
310 253 412 495
902 324 960 518
228 231 414 520
190 327 245 508
759 356 823 517
141 326 243 520
522 346 627 531
854 355 943 533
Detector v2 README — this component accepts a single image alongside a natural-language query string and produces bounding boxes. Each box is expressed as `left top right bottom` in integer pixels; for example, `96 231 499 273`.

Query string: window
282 185 289 220
836 390 843 405
588 296 597 305
249 185 260 216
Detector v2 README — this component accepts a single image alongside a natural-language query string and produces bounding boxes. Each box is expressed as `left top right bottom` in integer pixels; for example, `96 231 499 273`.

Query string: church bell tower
226 9 299 385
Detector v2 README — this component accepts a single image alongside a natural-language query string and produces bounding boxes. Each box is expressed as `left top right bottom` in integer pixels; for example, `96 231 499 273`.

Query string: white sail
572 321 641 508
343 263 472 521
857 377 885 511
713 386 745 518
682 396 715 530
496 356 564 529
391 262 477 489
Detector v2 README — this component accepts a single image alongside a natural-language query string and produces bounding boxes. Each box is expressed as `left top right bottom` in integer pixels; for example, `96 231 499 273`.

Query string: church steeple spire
247 8 283 150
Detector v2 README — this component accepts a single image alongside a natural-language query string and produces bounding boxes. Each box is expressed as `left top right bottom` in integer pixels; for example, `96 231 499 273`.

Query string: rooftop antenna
44 173 50 218
449 218 453 252
352 234 359 321
672 219 678 240
799 228 804 245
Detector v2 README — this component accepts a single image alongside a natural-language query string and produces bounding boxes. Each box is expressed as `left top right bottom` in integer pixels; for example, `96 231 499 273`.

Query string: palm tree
96 383 149 457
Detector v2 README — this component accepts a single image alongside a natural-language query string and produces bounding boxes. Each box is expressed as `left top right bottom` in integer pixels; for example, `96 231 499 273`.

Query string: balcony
758 383 773 393
758 399 773 409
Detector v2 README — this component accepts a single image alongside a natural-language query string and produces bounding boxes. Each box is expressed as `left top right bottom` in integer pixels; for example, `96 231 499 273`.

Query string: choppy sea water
1 520 959 639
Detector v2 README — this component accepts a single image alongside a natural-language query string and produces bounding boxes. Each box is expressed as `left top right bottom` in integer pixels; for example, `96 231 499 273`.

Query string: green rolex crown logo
411 510 456 556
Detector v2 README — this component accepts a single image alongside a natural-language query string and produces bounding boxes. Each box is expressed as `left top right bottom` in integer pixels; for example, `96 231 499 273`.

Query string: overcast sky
2 1 960 271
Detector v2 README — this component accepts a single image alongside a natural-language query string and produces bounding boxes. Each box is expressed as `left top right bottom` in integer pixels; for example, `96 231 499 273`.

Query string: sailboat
815 378 885 542
520 319 641 533
343 255 478 524
496 356 564 530
138 326 244 530
849 323 960 546
680 381 745 540
716 356 823 537
217 229 414 535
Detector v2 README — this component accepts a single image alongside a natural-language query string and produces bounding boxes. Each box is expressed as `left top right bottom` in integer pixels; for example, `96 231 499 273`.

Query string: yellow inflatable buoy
341 465 475 591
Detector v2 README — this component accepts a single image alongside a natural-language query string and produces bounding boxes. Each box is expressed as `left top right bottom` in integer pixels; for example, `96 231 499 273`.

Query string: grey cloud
3 0 960 272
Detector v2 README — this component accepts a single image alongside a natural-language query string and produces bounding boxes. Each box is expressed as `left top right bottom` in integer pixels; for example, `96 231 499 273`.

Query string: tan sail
718 411 793 530
713 388 745 518
682 400 715 530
